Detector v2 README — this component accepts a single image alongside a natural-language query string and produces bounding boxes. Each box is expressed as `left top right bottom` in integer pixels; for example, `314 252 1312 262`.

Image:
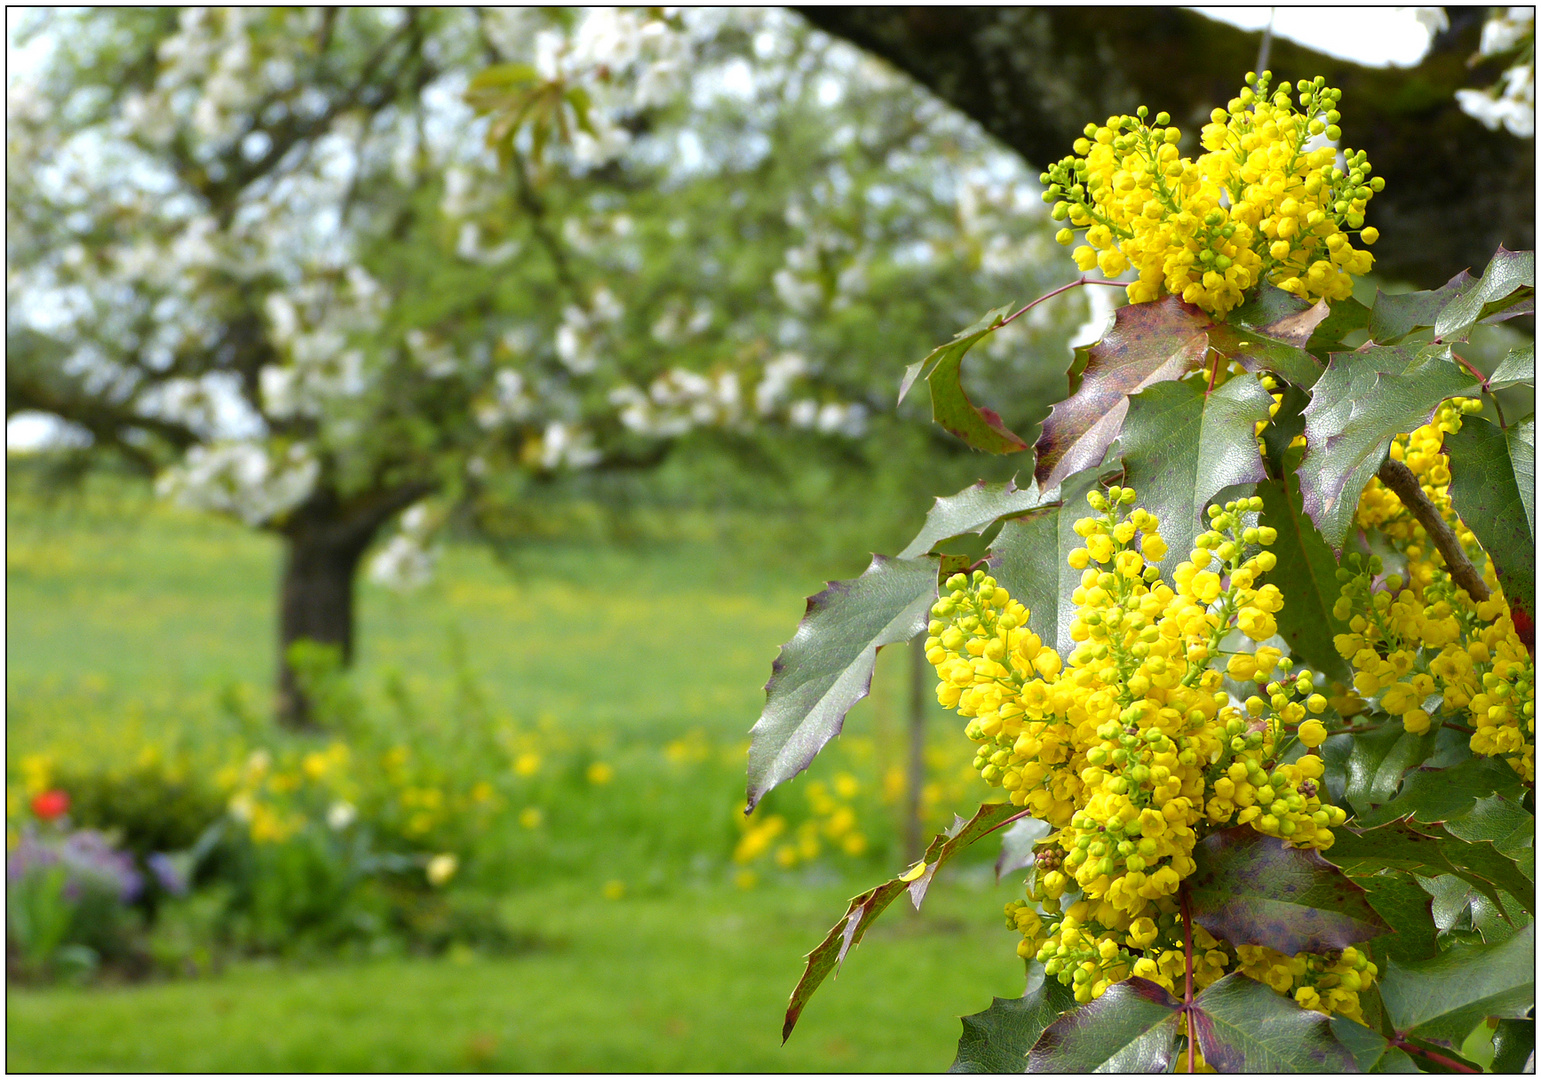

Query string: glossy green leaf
1354 871 1440 962
901 305 1029 454
1328 1015 1419 1072
1116 373 1273 577
1259 382 1310 478
1298 344 1480 553
1442 794 1534 858
1490 1017 1534 1074
1356 755 1528 829
1418 874 1526 946
1254 477 1351 680
1433 248 1536 342
1489 342 1535 391
1369 270 1479 346
781 801 1022 1042
1187 826 1388 955
1378 923 1534 1048
1445 413 1535 608
898 477 1052 559
1307 296 1373 355
747 555 937 810
950 972 1076 1073
1335 723 1438 818
988 468 1104 657
1033 295 1210 488
1326 818 1529 922
1027 977 1181 1072
1207 322 1325 390
1191 972 1358 1073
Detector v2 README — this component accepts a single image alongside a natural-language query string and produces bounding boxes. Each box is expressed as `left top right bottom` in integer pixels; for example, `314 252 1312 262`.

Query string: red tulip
30 789 70 821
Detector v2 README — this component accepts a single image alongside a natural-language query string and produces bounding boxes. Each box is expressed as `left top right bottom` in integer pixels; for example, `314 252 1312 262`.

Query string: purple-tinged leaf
1033 295 1211 488
1187 826 1389 955
951 974 1077 1074
1191 972 1358 1072
747 555 938 811
781 801 1021 1042
1027 977 1182 1073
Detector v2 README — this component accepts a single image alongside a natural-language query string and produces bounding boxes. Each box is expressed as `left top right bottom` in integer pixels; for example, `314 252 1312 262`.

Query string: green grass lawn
6 476 1020 1071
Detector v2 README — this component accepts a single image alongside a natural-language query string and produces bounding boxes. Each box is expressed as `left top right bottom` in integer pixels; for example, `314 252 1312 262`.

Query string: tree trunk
272 481 435 729
798 7 1534 291
275 529 370 729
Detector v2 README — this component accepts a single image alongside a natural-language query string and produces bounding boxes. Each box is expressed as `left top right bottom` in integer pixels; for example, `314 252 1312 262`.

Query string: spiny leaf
747 555 938 810
1328 1015 1419 1073
1490 1017 1534 1074
1378 922 1534 1048
898 477 1052 559
901 304 1029 454
1187 826 1389 955
1298 344 1480 553
1433 247 1536 342
1445 413 1535 609
1207 299 1326 389
781 801 1021 1042
1324 818 1529 924
1488 342 1534 391
1328 723 1438 818
994 815 1052 883
1027 977 1182 1073
1254 477 1351 681
1116 373 1273 578
1353 870 1440 962
1306 296 1372 356
1190 971 1358 1073
1033 295 1210 488
950 972 1076 1074
1369 270 1480 346
1355 754 1527 829
1441 794 1534 857
988 468 1105 657
1418 874 1527 946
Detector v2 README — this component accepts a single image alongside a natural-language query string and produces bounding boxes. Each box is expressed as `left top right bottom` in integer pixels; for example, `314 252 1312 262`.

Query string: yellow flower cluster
1339 401 1535 780
1235 944 1378 1024
733 771 870 878
928 488 1357 1010
1043 72 1379 315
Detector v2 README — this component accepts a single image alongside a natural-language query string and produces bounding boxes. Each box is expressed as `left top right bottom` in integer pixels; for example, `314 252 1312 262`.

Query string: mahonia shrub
749 72 1534 1074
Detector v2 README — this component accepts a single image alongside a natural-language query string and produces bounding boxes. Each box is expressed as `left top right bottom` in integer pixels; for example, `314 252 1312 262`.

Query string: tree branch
1375 457 1490 601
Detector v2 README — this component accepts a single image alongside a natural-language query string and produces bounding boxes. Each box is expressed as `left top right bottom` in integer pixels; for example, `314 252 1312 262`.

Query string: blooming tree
7 8 1077 725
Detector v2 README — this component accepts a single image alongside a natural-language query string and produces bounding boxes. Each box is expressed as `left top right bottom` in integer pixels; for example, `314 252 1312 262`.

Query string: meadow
6 472 1027 1071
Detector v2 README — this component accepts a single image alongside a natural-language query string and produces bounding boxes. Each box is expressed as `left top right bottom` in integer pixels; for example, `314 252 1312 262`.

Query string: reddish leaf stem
1391 1037 1480 1073
998 276 1126 330
1180 882 1196 1074
1452 348 1509 429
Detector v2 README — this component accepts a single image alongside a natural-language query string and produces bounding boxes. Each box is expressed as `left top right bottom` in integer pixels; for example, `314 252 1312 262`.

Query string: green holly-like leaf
1186 826 1389 955
1445 413 1535 609
1356 755 1528 829
1298 344 1481 553
1442 794 1534 859
1489 342 1535 391
1369 270 1480 346
1033 295 1211 488
1190 972 1359 1073
1378 922 1535 1049
747 555 938 810
897 477 1052 559
950 972 1076 1073
1328 1015 1420 1072
1419 874 1527 947
900 304 1029 454
1353 870 1440 962
994 815 1052 883
1115 373 1274 578
781 801 1021 1042
1490 1017 1535 1074
1027 977 1182 1072
1254 478 1351 681
1324 819 1531 925
1259 382 1310 478
1330 723 1438 818
1433 247 1536 342
988 467 1105 658
1307 296 1373 356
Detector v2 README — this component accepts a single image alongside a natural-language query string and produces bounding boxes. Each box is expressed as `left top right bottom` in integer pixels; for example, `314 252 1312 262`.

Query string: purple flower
146 852 189 896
